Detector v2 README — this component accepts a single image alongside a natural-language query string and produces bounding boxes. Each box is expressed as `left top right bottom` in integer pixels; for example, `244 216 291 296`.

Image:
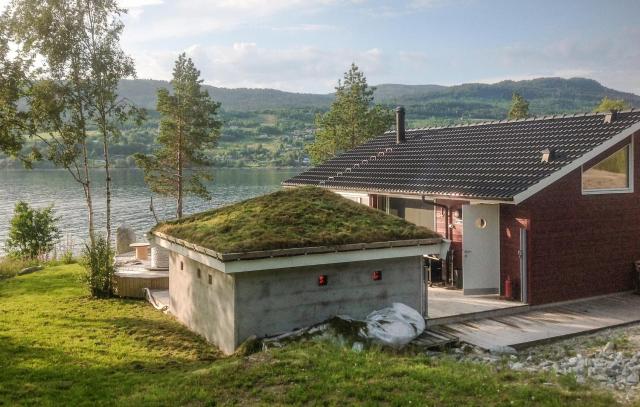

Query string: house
283 107 640 306
150 187 447 354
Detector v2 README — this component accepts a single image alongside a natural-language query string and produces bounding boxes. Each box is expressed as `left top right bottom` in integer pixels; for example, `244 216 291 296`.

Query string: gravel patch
431 323 640 404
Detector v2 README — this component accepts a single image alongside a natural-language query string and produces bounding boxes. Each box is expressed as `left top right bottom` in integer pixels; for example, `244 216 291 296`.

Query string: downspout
421 196 449 240
422 195 453 286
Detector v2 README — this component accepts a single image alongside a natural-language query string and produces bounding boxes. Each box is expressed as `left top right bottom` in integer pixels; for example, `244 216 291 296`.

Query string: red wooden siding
507 132 640 305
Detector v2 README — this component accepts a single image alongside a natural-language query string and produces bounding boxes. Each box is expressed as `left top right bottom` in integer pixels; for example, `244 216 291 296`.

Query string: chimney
603 111 619 124
396 106 405 144
540 148 554 163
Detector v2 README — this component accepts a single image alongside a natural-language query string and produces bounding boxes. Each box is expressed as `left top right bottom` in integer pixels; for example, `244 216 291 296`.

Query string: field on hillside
0 264 621 406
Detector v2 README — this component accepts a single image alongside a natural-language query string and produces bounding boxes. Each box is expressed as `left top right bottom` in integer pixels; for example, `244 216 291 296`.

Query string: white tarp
361 303 425 348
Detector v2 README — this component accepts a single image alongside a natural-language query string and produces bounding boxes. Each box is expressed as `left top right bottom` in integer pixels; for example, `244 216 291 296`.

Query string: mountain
120 77 640 117
121 79 332 111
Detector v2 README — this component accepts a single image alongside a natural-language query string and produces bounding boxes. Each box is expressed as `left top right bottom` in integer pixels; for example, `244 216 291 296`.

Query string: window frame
581 140 634 195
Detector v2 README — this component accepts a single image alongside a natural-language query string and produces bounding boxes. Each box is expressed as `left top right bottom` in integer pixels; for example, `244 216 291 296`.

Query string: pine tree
307 63 393 164
135 54 222 219
508 92 529 120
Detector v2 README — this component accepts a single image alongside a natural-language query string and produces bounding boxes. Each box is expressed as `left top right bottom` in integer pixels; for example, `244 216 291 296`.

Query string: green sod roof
152 187 440 254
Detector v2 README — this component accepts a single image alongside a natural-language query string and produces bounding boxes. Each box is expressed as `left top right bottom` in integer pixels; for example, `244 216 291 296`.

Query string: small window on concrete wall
582 144 632 194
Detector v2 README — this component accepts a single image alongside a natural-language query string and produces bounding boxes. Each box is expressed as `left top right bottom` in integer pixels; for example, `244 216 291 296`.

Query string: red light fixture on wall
318 275 328 286
372 271 382 281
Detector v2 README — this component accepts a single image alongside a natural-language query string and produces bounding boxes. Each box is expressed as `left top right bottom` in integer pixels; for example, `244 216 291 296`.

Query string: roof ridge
386 107 640 134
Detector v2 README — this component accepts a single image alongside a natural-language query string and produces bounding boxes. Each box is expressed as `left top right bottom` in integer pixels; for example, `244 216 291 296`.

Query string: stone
626 373 639 385
116 224 136 255
352 342 364 353
510 362 525 370
602 341 615 353
489 345 517 355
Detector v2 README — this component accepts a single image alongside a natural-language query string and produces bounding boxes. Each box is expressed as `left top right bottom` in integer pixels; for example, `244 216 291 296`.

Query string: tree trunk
82 141 95 246
102 118 112 243
177 118 183 219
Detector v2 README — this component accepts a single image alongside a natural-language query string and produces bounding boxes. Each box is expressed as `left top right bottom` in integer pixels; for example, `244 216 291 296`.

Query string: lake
0 168 301 255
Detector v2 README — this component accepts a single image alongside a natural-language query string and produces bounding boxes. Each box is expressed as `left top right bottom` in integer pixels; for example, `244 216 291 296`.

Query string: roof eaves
512 120 640 205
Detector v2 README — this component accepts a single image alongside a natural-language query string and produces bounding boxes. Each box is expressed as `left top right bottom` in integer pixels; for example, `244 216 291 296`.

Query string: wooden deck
114 252 169 299
437 292 640 350
427 286 524 320
411 328 459 349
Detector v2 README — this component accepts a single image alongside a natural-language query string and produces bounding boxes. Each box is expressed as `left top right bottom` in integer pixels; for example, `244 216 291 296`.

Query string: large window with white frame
582 143 633 194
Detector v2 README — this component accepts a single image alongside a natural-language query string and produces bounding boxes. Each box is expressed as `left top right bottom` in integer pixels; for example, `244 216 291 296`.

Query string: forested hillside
2 77 638 169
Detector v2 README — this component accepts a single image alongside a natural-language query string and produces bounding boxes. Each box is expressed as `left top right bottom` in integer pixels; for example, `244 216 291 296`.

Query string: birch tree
1 0 143 244
135 54 222 219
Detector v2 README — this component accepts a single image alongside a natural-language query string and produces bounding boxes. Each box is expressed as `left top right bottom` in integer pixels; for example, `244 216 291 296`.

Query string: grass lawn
0 264 620 406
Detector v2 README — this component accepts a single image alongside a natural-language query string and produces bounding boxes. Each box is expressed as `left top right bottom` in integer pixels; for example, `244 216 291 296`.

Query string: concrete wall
169 252 237 354
233 256 424 345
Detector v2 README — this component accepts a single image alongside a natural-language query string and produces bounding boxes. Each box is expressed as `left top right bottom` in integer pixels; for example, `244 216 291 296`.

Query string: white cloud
134 42 390 93
270 24 337 32
121 0 351 42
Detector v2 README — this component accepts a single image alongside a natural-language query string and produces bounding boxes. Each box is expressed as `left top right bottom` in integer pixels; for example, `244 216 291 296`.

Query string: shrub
61 250 75 264
5 201 61 260
81 236 115 298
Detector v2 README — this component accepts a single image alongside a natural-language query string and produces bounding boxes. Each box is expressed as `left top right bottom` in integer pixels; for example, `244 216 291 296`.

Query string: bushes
5 201 61 260
81 236 115 298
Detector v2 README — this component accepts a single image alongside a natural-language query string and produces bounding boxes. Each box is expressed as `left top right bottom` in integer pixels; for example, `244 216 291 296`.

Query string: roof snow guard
284 109 640 203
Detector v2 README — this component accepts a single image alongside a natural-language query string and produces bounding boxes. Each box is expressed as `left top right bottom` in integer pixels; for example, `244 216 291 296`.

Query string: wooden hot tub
114 269 169 298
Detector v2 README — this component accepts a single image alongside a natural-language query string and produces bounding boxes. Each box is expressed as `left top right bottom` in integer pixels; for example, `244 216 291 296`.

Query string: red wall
502 133 640 305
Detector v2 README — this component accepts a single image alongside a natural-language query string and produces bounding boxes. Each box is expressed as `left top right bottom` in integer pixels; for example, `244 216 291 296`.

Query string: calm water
0 168 301 254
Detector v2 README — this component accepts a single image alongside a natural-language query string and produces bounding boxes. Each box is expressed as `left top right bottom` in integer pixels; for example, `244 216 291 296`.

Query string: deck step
411 328 459 349
426 304 531 327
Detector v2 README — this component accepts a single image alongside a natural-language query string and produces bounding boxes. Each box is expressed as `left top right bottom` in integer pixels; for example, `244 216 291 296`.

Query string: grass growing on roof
152 186 440 253
0 264 618 406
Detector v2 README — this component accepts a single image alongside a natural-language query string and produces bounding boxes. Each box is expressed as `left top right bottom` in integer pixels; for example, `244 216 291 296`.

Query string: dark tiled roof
283 110 640 201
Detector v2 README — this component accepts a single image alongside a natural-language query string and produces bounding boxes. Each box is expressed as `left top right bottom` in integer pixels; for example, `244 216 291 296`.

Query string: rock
626 373 639 385
489 345 517 355
116 224 136 254
235 335 261 356
510 362 525 370
352 342 364 353
602 341 615 354
17 265 44 276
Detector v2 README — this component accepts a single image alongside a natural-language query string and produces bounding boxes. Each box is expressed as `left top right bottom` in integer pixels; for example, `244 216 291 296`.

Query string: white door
462 204 500 295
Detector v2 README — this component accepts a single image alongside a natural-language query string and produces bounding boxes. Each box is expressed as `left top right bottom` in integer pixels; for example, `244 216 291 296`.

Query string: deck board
439 292 640 349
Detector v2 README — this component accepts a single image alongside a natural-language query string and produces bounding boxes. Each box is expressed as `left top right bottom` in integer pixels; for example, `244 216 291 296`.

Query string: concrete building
150 188 446 354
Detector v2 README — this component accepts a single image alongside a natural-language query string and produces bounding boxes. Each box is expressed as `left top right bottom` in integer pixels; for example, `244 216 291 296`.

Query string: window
582 144 632 193
208 274 212 285
197 268 201 278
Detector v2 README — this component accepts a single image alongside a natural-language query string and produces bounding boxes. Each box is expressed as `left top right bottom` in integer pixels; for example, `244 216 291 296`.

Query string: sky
3 0 640 94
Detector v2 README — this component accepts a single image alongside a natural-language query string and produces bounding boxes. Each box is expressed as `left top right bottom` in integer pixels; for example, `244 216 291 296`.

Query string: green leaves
308 63 393 164
594 97 629 113
5 201 61 260
136 53 222 217
507 92 530 120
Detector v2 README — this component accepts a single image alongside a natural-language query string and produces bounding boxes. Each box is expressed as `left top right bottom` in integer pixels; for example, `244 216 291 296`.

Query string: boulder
116 225 136 254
